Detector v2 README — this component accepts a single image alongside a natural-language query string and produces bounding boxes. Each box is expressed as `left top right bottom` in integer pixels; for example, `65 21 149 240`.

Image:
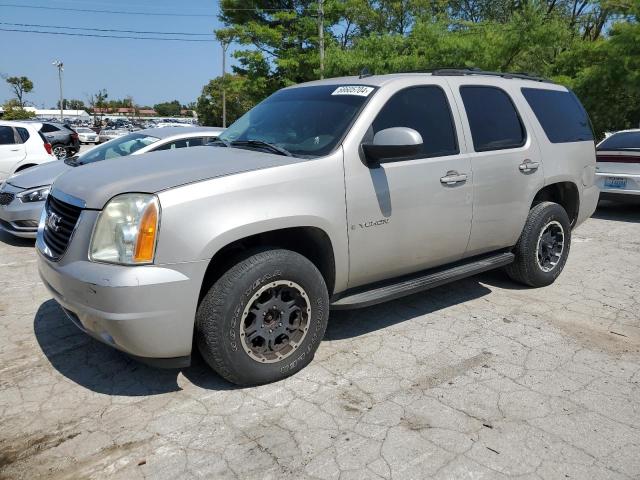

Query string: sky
0 0 229 108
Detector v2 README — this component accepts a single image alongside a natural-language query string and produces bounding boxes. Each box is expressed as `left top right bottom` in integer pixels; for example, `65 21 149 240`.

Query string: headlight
17 186 51 203
89 193 160 265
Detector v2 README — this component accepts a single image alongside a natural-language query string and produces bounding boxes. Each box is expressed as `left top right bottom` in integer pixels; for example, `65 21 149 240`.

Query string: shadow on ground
35 277 494 396
0 229 35 247
593 199 640 223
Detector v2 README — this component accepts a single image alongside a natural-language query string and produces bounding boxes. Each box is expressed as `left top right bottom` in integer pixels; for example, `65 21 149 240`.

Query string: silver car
0 127 222 238
37 70 599 385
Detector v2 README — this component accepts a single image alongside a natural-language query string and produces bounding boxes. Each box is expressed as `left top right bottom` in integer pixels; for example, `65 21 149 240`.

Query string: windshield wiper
209 138 230 147
230 140 292 157
64 155 81 167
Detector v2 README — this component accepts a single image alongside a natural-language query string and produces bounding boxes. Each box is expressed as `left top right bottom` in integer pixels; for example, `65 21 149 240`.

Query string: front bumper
0 185 44 238
37 250 208 366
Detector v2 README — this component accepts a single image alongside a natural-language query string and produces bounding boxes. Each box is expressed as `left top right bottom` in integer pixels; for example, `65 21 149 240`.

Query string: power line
0 3 218 17
0 22 213 36
0 27 216 42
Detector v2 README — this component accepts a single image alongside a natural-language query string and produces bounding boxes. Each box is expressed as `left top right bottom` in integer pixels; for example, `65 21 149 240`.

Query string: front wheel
506 201 571 287
196 249 329 386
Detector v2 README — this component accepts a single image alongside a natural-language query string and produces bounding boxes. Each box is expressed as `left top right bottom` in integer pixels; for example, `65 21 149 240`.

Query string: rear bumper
37 250 208 365
595 172 640 196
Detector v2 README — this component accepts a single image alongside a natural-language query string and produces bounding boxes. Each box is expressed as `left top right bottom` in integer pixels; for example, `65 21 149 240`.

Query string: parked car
0 127 223 238
36 70 598 385
595 129 640 200
22 120 80 159
0 121 55 182
98 128 128 144
74 127 99 144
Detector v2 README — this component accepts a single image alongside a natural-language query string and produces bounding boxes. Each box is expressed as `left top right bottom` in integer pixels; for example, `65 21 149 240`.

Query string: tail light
70 132 79 141
44 142 53 155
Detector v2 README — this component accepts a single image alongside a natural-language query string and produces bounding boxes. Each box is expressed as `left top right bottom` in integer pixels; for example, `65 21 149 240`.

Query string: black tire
51 144 67 159
196 249 329 386
506 201 571 287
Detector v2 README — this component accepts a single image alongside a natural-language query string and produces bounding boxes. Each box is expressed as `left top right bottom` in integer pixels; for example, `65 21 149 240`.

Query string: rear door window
521 88 594 143
16 127 30 143
0 126 17 145
371 85 459 158
460 86 526 152
597 131 640 151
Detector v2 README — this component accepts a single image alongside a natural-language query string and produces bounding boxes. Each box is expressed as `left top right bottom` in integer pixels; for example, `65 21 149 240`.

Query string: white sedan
74 127 99 144
596 129 640 200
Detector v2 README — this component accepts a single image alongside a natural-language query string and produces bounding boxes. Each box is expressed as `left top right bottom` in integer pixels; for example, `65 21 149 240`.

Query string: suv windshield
218 84 376 157
69 133 159 165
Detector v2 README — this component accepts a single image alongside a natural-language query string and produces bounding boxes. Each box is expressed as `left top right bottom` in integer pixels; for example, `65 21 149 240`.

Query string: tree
2 99 35 120
153 100 182 117
87 89 108 124
57 99 86 110
196 75 254 127
4 76 33 108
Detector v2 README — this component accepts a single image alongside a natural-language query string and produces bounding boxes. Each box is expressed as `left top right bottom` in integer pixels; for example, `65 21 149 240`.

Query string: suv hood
8 161 71 189
52 146 307 209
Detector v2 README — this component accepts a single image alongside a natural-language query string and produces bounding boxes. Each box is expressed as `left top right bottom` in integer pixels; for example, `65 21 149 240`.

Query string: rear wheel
506 201 571 287
196 249 329 386
51 144 67 159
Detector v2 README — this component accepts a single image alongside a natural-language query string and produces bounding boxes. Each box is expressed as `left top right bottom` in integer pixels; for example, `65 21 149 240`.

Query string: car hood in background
52 146 308 209
7 161 72 189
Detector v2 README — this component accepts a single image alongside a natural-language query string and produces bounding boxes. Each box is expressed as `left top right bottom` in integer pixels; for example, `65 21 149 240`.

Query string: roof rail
429 68 552 83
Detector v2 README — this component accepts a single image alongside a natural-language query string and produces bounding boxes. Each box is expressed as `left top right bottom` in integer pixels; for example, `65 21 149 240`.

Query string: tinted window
370 86 458 158
41 123 59 133
0 126 16 145
460 86 525 151
73 133 159 165
219 85 374 158
522 88 594 143
154 137 205 151
16 127 30 143
597 131 640 151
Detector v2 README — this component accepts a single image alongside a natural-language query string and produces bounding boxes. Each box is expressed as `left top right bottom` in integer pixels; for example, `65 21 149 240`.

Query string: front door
344 83 473 289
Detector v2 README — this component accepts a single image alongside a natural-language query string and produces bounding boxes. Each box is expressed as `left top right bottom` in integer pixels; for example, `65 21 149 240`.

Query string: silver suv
36 70 599 385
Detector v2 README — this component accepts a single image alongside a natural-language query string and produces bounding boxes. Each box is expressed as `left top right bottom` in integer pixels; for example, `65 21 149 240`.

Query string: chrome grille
0 192 15 206
42 195 82 260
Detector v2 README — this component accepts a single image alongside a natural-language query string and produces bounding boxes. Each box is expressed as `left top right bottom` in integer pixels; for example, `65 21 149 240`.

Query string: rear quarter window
16 127 30 143
521 88 594 143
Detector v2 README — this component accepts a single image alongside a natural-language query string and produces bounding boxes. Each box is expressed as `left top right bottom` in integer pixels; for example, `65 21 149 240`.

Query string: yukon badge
352 218 390 230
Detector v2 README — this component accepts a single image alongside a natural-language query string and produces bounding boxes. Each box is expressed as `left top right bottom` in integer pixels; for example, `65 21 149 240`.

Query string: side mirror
362 127 423 166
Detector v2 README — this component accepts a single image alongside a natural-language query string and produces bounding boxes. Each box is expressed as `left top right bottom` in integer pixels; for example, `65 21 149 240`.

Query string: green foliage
2 100 35 120
196 75 255 127
153 100 182 117
5 75 34 108
208 0 639 136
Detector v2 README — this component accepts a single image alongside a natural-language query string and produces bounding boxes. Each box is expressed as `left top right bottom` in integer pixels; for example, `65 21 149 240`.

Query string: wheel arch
531 181 580 227
198 226 337 304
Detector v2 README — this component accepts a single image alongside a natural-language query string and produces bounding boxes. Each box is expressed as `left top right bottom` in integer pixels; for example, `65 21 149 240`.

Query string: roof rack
429 68 552 83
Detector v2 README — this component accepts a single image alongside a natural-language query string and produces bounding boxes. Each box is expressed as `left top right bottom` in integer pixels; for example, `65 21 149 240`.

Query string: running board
331 252 514 310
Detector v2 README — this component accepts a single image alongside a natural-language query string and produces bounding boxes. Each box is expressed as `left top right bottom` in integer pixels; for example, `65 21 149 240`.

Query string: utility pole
318 0 324 79
220 39 230 128
52 60 64 122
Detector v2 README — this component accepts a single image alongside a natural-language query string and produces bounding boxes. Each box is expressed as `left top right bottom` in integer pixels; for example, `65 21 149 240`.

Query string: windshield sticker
331 86 374 97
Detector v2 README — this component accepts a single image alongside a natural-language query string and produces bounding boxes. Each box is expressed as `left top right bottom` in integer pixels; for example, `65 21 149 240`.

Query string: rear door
448 80 544 257
0 126 26 179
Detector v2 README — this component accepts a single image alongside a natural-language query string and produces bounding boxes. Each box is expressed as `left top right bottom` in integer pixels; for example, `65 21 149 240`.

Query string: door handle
10 148 20 152
519 159 540 173
440 171 468 186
